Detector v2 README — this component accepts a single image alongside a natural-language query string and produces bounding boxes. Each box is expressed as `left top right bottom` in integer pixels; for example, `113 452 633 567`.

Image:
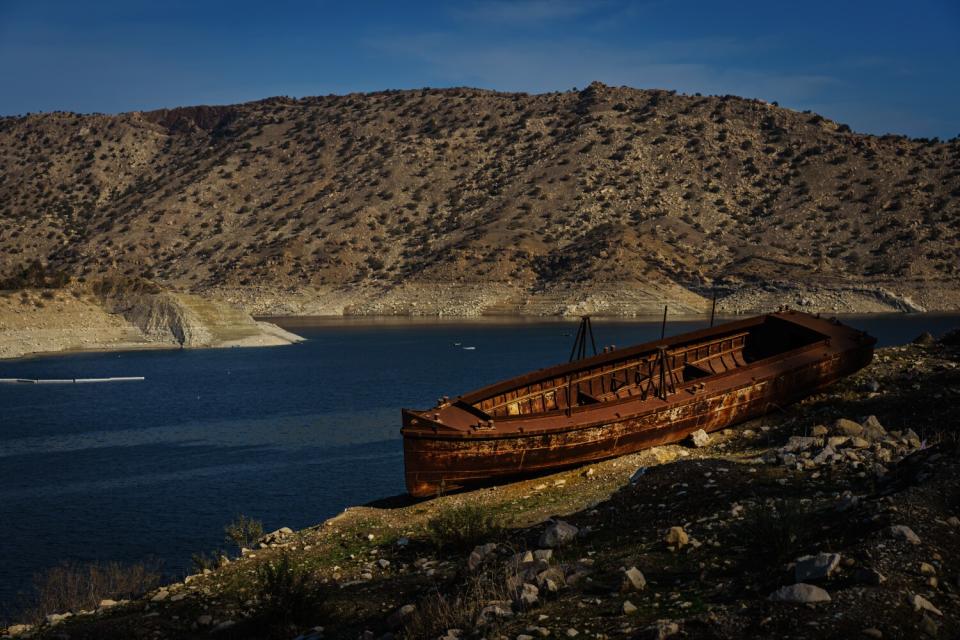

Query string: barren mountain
1 82 958 316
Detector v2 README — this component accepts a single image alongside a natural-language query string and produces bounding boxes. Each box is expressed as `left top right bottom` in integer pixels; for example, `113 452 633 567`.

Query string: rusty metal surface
401 311 876 497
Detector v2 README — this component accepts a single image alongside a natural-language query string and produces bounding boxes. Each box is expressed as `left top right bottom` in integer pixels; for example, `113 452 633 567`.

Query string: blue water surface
0 313 957 611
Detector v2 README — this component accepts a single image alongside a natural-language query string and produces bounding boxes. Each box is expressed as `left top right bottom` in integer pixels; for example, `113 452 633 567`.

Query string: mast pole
660 305 668 340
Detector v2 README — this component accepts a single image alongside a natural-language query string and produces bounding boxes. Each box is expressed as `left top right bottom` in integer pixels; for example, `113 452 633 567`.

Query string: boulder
861 416 887 440
689 429 711 448
539 520 579 548
795 552 841 582
833 418 864 437
889 525 921 545
768 583 831 603
810 425 829 437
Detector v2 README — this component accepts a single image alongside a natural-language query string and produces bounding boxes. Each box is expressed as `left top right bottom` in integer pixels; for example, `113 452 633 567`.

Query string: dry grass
426 503 503 550
19 560 161 623
401 565 514 639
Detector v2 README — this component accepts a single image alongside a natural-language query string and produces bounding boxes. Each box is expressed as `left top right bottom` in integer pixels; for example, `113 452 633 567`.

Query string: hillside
1 82 959 316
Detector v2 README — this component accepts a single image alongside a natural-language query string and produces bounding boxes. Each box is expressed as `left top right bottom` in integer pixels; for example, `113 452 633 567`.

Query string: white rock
5 624 33 637
689 429 711 448
623 566 647 591
45 612 71 625
768 583 831 603
623 600 638 614
910 594 943 616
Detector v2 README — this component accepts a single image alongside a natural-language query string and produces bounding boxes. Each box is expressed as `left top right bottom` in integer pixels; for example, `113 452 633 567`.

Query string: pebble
664 526 689 549
565 629 579 637
623 600 637 614
861 628 883 639
623 566 647 591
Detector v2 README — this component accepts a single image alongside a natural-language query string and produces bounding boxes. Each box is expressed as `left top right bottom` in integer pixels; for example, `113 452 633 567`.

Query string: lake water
1 313 958 612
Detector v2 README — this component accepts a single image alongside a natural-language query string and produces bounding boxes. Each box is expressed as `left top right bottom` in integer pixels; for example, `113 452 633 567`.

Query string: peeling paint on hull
401 312 875 497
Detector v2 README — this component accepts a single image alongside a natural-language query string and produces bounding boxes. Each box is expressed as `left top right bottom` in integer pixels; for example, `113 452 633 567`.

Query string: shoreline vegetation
3 330 959 639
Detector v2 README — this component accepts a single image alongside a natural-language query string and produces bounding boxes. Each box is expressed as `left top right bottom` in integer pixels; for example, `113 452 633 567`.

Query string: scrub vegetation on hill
1 83 958 316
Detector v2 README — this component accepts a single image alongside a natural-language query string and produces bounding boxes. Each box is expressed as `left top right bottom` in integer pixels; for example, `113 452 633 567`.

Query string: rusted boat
401 311 875 497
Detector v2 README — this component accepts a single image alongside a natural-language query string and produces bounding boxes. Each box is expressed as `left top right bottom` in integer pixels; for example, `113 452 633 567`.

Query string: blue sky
1 0 958 138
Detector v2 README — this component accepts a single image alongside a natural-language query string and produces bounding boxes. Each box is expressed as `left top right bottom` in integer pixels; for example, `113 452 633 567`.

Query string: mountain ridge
1 81 958 316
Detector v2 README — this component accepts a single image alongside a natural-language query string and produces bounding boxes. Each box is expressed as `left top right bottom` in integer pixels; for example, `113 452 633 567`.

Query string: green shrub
427 504 502 550
253 552 323 630
224 514 264 550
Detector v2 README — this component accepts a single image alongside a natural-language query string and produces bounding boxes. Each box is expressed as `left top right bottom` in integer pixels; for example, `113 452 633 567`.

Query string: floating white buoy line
0 376 145 384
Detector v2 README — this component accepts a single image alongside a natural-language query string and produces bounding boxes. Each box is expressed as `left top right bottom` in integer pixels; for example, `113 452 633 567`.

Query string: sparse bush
19 561 160 623
224 514 264 550
252 552 323 631
402 566 511 639
427 504 502 550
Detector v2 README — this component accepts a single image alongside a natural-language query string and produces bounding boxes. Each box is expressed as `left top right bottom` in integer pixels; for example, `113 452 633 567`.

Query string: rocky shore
3 333 959 639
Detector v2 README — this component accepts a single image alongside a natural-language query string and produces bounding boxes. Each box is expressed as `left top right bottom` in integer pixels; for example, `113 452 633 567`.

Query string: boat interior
465 315 829 420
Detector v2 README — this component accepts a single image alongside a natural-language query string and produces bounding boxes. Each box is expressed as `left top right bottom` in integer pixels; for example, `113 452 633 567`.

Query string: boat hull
402 319 873 497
